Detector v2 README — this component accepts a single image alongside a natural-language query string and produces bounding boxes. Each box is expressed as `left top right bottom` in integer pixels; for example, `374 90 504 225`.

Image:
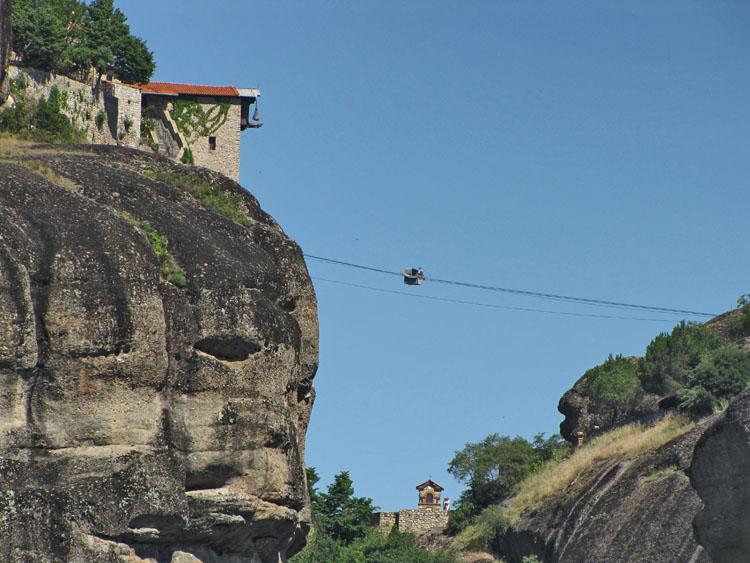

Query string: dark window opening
209 136 216 150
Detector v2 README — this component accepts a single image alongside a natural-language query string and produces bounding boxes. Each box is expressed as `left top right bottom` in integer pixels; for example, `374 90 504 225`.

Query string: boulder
0 144 318 562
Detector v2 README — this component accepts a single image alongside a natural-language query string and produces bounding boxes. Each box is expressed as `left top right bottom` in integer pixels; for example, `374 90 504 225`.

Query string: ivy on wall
171 98 231 143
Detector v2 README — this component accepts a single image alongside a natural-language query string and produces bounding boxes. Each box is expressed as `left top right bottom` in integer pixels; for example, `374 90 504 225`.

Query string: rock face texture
691 388 750 563
557 366 662 445
0 0 10 105
0 144 318 562
498 417 716 563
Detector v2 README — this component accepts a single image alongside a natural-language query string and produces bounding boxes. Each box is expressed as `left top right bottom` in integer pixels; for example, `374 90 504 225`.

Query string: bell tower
416 479 444 511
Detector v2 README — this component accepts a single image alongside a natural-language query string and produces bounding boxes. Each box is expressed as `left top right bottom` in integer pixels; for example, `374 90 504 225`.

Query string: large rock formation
497 416 715 562
557 363 662 445
558 313 749 446
0 144 318 562
691 387 750 563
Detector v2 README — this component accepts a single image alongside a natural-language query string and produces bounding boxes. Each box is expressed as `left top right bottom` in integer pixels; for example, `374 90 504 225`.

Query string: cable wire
312 277 679 322
304 254 717 317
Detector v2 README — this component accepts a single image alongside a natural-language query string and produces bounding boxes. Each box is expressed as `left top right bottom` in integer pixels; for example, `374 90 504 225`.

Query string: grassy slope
504 414 694 525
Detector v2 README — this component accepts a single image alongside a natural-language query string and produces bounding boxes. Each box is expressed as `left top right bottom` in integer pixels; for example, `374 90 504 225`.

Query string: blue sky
118 0 750 511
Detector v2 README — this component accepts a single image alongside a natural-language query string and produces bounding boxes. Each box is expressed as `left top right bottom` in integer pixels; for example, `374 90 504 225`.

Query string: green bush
95 109 106 129
678 344 750 416
290 527 459 563
464 505 508 552
582 354 643 410
180 146 194 165
447 432 566 533
638 321 723 395
729 296 750 338
0 100 35 134
144 170 253 227
139 221 186 288
0 86 82 143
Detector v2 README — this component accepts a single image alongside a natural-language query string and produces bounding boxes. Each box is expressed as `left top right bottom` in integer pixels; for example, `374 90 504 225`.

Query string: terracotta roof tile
140 82 240 97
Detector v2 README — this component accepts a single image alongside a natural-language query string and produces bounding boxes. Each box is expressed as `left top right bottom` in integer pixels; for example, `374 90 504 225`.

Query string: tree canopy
292 468 458 562
447 432 566 531
310 469 378 545
12 0 155 83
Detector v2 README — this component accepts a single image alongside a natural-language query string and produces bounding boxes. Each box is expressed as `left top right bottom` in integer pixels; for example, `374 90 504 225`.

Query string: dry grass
15 158 80 192
505 414 693 524
0 135 79 191
0 134 36 156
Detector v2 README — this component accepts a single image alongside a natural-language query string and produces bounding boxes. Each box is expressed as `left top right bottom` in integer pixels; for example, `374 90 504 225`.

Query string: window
426 493 433 504
209 136 216 150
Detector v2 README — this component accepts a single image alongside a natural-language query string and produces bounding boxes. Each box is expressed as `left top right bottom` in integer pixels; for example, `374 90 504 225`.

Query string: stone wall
8 66 141 147
372 511 398 533
99 79 141 147
187 97 242 181
5 66 247 182
398 509 449 534
372 509 449 535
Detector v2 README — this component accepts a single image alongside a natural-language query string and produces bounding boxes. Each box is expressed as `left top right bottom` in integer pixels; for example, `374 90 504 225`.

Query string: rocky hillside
497 386 750 563
0 142 318 562
495 308 750 563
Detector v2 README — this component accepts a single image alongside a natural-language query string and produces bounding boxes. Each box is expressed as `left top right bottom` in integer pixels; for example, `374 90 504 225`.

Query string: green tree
729 295 750 338
448 434 536 511
447 432 565 532
447 432 566 532
112 33 155 84
305 466 324 513
83 0 154 83
12 0 69 72
638 321 723 396
317 470 378 545
678 344 750 416
11 0 155 83
582 354 643 411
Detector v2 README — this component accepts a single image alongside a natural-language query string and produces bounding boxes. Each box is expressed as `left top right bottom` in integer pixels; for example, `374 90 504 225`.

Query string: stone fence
372 508 449 535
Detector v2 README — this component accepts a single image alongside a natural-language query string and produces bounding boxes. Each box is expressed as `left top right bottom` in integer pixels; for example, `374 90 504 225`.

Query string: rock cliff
498 417 714 562
0 0 10 105
691 387 750 563
0 143 318 562
502 379 750 562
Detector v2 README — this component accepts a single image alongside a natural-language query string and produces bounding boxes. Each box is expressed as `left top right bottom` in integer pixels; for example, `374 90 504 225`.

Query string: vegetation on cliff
446 433 567 533
444 298 750 562
0 84 85 142
505 414 694 524
292 468 458 562
638 318 750 416
12 0 155 84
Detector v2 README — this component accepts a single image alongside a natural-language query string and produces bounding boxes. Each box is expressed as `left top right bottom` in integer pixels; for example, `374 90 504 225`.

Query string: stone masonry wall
372 512 398 533
188 97 242 181
8 66 141 147
397 509 449 534
6 66 245 181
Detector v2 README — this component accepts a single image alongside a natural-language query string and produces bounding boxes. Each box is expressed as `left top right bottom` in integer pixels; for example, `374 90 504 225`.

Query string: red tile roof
140 82 240 97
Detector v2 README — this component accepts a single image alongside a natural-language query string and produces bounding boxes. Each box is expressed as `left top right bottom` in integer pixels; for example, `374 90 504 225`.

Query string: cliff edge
0 143 318 562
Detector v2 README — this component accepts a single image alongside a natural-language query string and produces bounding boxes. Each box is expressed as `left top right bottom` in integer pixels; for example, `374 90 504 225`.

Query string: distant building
140 82 261 181
7 66 263 182
416 479 444 511
373 479 450 534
